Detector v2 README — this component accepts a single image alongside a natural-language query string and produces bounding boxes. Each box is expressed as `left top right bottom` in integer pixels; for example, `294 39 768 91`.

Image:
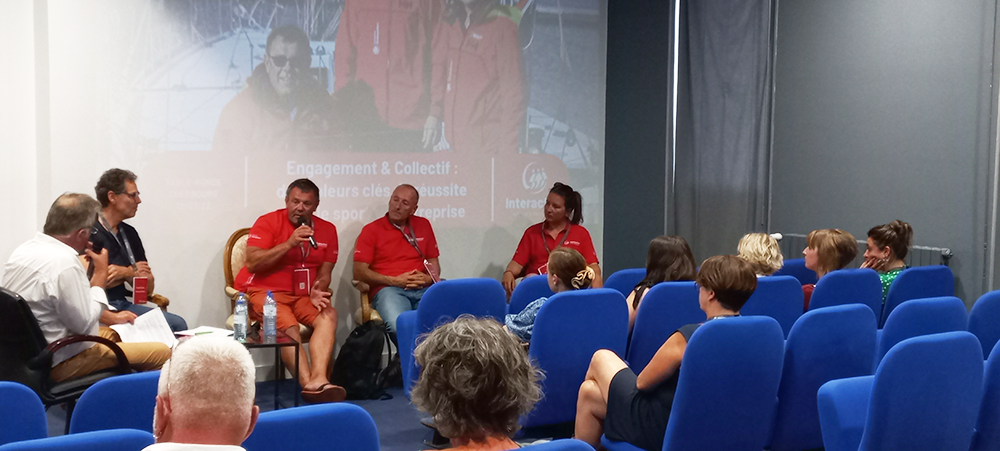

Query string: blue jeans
373 287 427 335
110 299 189 332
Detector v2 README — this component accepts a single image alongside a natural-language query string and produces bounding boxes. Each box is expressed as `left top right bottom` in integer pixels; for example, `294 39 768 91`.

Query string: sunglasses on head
268 54 309 69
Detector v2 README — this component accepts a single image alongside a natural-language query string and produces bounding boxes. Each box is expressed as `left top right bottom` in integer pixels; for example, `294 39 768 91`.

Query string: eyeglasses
119 191 140 200
268 54 309 69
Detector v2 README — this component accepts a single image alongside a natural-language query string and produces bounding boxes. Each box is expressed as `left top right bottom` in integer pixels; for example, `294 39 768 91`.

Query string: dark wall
769 0 996 303
602 0 672 273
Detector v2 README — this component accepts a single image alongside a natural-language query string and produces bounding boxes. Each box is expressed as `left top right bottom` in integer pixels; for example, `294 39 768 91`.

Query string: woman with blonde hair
505 247 595 342
737 233 783 276
412 316 542 451
801 229 858 310
862 220 913 302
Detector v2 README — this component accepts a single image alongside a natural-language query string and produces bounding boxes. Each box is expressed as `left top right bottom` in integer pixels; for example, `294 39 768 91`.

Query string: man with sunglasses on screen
212 25 338 155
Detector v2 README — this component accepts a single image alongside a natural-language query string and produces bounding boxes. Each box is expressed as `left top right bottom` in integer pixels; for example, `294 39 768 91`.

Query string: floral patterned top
879 267 906 303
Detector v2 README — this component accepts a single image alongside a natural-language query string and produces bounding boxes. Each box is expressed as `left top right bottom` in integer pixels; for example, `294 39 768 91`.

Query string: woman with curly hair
861 220 913 302
412 316 542 451
505 247 595 342
626 236 697 331
737 232 783 277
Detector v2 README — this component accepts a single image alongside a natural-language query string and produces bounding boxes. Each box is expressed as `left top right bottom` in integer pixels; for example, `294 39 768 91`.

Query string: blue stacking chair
523 289 628 428
625 281 702 373
875 296 967 367
817 331 983 451
969 290 1000 359
508 275 554 315
520 439 595 451
971 340 1000 451
603 268 646 297
808 268 882 315
398 278 508 396
0 382 46 447
774 258 818 286
602 316 785 451
768 305 877 451
244 403 379 451
70 371 160 433
0 429 153 451
740 275 802 337
879 265 954 327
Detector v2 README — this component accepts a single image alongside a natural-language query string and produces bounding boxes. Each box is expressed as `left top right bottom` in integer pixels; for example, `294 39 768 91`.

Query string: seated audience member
92 168 188 332
801 229 858 311
626 236 697 331
502 182 602 297
574 255 757 451
2 193 170 382
238 178 343 403
148 336 258 450
737 232 783 277
411 316 542 451
862 220 913 302
505 247 595 342
353 184 441 342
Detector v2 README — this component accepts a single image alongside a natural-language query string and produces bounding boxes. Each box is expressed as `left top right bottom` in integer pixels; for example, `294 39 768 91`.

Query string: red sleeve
802 284 814 312
246 213 275 250
428 20 449 120
334 0 357 91
423 219 440 259
496 20 526 154
511 227 533 266
354 224 376 264
578 227 599 265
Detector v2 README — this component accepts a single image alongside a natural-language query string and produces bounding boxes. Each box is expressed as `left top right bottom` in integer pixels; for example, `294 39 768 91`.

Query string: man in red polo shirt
353 184 440 340
239 178 344 403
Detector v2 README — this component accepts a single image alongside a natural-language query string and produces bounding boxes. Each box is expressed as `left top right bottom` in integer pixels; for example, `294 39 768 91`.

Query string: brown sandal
301 384 347 404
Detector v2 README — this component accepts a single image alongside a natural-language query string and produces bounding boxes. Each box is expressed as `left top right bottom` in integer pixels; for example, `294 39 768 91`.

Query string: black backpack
331 321 401 400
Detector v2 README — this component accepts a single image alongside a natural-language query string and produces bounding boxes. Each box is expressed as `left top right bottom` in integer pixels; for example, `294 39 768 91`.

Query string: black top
90 221 147 302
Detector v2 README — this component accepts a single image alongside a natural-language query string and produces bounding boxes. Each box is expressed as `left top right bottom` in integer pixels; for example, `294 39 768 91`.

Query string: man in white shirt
147 336 258 451
2 193 169 381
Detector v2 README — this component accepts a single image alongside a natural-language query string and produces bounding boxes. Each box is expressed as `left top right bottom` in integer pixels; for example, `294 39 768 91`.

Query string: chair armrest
150 293 169 310
817 375 874 451
353 280 374 323
34 334 131 375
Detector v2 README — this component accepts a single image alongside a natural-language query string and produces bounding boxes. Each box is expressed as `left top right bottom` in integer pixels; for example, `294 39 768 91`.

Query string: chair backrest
417 278 508 332
603 268 646 297
508 275 555 315
808 268 882 315
880 265 954 327
774 258 818 286
520 439 595 451
740 276 803 337
0 288 55 400
662 316 785 451
0 382 47 447
768 304 877 451
243 403 379 451
0 429 154 451
224 227 250 312
625 281 702 372
860 331 982 451
70 371 160 434
524 289 628 427
972 339 1000 451
877 296 967 366
969 290 1000 359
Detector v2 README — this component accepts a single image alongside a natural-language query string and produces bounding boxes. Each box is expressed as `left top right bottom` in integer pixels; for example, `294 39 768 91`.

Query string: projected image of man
237 178 345 403
353 184 441 340
212 25 338 154
92 169 188 332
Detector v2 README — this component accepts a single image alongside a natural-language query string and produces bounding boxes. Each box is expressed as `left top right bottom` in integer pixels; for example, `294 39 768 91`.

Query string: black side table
243 329 299 410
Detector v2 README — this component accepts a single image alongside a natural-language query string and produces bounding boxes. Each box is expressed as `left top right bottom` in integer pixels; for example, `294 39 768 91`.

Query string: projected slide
45 0 605 288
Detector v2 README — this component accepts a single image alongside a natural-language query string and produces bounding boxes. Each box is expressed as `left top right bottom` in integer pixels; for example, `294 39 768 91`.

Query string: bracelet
504 270 514 276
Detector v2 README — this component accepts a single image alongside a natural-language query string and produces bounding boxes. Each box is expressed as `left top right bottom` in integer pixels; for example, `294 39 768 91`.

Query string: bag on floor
331 321 396 400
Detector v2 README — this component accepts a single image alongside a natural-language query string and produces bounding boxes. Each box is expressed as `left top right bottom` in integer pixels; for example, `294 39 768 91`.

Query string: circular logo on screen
522 162 548 194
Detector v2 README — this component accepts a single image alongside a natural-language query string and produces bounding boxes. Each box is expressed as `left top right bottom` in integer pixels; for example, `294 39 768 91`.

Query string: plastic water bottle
233 293 248 342
263 290 277 343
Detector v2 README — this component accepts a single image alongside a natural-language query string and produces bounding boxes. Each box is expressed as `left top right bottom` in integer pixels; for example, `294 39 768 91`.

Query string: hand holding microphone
297 217 319 249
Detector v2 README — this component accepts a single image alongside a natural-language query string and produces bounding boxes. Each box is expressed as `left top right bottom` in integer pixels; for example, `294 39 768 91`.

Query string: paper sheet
175 326 234 337
110 308 178 347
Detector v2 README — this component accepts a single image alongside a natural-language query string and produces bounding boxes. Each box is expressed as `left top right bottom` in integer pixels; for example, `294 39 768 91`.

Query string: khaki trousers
50 327 171 382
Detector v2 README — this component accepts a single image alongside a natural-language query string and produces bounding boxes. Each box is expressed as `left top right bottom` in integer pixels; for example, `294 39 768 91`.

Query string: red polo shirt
236 209 338 293
355 215 440 297
512 222 599 276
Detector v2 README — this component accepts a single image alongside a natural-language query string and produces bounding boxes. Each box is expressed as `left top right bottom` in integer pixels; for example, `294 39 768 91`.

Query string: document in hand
109 308 177 347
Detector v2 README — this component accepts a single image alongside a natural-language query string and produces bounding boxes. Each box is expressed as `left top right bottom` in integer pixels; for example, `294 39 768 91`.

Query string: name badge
293 268 312 296
133 277 148 304
424 259 441 284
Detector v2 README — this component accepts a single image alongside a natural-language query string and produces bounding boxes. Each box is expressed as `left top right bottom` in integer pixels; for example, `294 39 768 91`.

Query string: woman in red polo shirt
502 182 602 296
